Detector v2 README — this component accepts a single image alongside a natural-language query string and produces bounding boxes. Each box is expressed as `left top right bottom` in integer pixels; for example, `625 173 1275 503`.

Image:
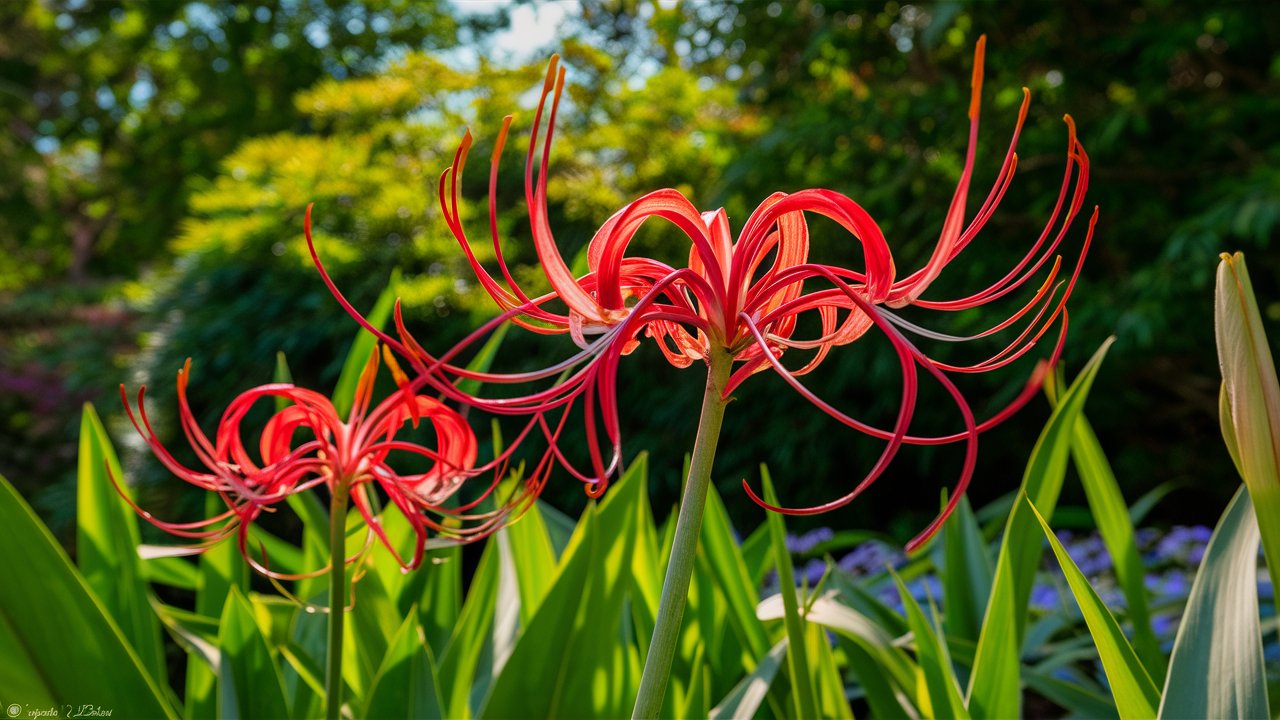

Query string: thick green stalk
632 346 734 719
326 481 351 720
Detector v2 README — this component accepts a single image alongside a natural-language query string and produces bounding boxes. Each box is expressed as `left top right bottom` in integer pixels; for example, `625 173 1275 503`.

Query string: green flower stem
326 480 351 720
632 346 734 719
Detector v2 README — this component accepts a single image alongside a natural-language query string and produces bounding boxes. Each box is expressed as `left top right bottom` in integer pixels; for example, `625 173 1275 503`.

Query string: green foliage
14 286 1280 719
0 473 175 718
1029 497 1160 719
1159 488 1268 719
0 0 472 289
76 403 167 683
969 339 1113 718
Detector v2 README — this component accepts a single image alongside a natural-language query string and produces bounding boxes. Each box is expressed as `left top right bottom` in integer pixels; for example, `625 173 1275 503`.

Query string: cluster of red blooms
120 37 1093 573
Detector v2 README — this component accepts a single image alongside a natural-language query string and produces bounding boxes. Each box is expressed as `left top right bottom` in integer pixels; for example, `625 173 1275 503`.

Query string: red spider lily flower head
320 38 1094 552
116 345 529 577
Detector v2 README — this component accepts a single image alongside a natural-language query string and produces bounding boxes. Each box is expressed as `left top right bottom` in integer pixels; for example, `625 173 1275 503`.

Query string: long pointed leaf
761 468 819 720
1045 371 1164 677
364 611 445 719
709 640 788 720
0 474 176 718
941 492 993 645
217 588 290 719
968 339 1113 718
77 404 168 683
479 459 647 719
187 491 248 720
1028 497 1159 720
893 573 970 719
1159 487 1269 719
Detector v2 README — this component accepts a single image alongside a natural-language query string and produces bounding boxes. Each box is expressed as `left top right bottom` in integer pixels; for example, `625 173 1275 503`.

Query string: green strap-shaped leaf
438 528 502 719
77 403 168 683
187 490 248 720
968 339 1113 719
1159 487 1269 720
1028 496 1159 720
892 572 970 719
344 566 398 703
701 480 770 660
217 587 291 720
274 351 293 412
332 268 400 418
478 457 647 719
500 500 558 628
1045 372 1165 680
759 592 918 716
363 611 445 719
761 468 819 720
708 640 788 720
0 474 176 718
808 621 855 719
941 492 993 646
1216 252 1280 575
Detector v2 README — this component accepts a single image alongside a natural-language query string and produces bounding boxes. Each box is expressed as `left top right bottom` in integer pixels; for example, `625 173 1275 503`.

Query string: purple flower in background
1030 582 1061 610
786 527 835 555
1154 525 1212 565
800 558 827 586
837 540 904 576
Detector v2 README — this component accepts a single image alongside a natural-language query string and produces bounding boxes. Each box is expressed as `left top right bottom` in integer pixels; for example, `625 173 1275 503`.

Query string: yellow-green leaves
1216 252 1280 575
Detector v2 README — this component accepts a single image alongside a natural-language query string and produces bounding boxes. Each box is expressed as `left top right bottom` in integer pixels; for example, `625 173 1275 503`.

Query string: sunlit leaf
1045 372 1164 679
76 403 167 683
217 588 290 720
1159 487 1269 720
363 611 445 719
0 474 176 718
968 339 1113 719
1028 496 1159 720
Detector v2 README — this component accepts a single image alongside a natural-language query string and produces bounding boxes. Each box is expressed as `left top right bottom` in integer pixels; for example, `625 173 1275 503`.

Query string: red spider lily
116 345 533 577
317 37 1094 551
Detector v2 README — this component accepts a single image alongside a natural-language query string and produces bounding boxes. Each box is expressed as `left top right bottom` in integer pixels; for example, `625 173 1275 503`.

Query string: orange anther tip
969 38 986 119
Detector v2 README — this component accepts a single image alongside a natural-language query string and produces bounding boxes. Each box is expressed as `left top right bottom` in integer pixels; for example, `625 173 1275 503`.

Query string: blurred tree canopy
0 0 497 289
3 0 1279 540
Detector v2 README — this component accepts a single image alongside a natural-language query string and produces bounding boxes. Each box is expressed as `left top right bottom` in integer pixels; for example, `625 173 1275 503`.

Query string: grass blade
892 572 970 719
364 611 445 719
709 640 788 720
941 492 993 646
217 587 291 719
